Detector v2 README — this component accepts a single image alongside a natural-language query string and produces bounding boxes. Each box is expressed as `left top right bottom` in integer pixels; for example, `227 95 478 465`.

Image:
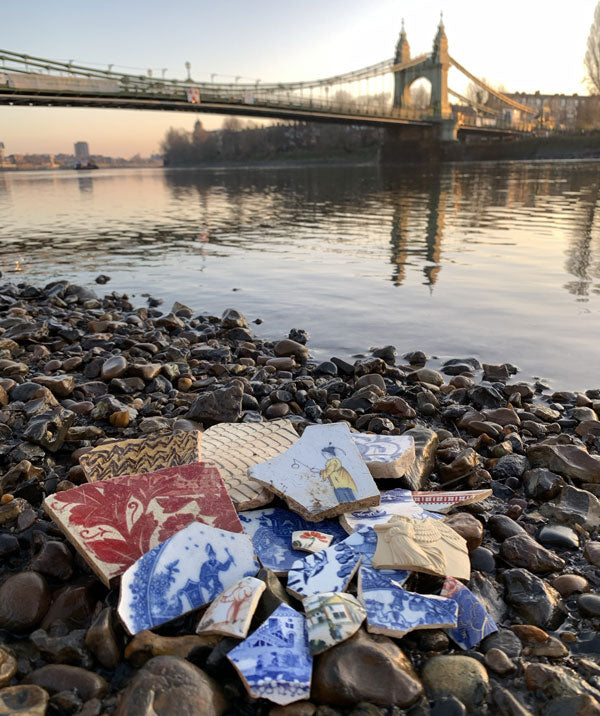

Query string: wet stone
552 574 590 597
480 628 523 659
85 608 121 670
100 355 128 380
503 568 566 629
23 664 108 701
470 546 496 573
29 628 90 667
577 594 600 618
443 512 483 551
500 534 566 573
30 540 73 581
0 685 49 715
421 655 489 711
0 572 50 633
538 524 580 550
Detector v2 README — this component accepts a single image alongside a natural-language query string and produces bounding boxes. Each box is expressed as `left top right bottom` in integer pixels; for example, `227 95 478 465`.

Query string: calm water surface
1 161 599 390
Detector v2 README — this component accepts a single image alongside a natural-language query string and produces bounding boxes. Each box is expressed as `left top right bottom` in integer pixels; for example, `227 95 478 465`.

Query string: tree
465 80 489 107
585 2 600 93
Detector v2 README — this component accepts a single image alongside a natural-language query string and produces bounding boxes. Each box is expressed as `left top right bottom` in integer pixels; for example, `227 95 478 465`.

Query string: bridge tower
393 20 411 108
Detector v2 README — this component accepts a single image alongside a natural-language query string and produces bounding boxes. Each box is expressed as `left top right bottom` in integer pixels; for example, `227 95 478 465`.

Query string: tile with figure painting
200 419 299 510
303 592 366 655
44 462 242 587
351 433 415 478
239 507 347 575
340 487 443 534
196 576 265 639
292 530 333 553
118 522 258 635
286 539 361 599
441 577 498 649
249 423 380 521
227 603 312 705
411 489 492 513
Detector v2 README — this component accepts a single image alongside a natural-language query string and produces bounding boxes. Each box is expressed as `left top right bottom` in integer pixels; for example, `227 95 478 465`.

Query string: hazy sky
1 0 597 156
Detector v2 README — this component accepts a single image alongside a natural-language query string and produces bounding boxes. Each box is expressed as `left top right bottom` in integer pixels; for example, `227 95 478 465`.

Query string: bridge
0 19 538 139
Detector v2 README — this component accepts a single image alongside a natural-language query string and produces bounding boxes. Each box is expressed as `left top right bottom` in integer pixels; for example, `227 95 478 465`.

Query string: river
1 161 599 391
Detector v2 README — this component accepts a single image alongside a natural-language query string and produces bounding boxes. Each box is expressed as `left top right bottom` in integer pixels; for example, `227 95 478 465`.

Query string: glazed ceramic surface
303 591 366 655
292 530 333 553
441 577 498 649
286 540 361 599
196 576 265 638
351 433 416 478
411 489 492 513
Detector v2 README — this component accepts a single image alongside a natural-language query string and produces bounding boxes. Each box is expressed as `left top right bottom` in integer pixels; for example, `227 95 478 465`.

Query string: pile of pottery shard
40 418 497 707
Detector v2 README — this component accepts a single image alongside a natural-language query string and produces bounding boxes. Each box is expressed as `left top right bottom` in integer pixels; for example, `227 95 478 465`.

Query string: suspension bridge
0 19 538 140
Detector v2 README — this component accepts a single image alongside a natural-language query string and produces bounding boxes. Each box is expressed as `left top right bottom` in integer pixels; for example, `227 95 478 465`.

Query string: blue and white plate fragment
441 577 498 649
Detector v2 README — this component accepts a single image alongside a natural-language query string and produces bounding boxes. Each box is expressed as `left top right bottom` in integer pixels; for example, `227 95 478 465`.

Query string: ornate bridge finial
439 10 444 26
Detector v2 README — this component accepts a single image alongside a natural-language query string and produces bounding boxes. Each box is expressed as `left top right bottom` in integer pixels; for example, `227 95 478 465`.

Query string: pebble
100 355 128 380
584 541 600 567
0 572 50 632
552 574 590 597
421 655 489 711
577 594 600 618
484 647 515 675
0 685 48 715
503 568 566 629
23 664 108 700
538 524 580 550
443 512 483 551
0 647 17 688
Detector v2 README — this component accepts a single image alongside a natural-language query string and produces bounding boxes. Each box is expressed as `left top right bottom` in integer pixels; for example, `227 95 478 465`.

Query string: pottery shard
527 443 600 483
186 380 244 424
500 534 565 574
114 655 227 716
311 629 423 708
400 428 439 490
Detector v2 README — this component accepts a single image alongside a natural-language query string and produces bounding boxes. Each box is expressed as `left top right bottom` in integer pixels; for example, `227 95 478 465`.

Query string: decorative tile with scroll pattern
340 487 443 534
44 462 242 587
441 577 498 649
227 603 312 705
292 530 333 553
249 423 380 521
411 489 492 514
286 539 361 599
79 430 202 482
303 592 366 655
239 507 348 575
118 522 258 635
351 433 416 479
201 419 300 510
196 576 265 639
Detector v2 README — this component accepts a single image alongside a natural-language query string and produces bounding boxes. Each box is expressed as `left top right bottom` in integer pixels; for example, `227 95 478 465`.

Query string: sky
1 0 597 157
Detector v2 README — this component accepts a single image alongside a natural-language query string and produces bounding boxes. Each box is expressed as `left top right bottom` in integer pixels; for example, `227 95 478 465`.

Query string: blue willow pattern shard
286 540 360 598
227 603 312 705
239 507 347 574
118 522 258 635
441 577 498 649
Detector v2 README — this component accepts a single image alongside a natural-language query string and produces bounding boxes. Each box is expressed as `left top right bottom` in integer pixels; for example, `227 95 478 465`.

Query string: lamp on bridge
185 61 191 81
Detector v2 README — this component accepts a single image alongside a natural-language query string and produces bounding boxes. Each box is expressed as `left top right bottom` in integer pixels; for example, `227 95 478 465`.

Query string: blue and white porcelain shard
286 539 361 599
340 487 443 534
359 579 458 638
346 527 411 591
441 577 498 649
248 422 380 521
303 591 366 655
351 433 416 478
227 603 312 705
117 522 259 635
239 507 348 575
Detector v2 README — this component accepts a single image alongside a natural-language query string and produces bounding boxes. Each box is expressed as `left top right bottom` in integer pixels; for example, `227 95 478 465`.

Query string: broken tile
239 507 347 575
352 433 416 478
44 463 242 587
292 530 333 553
372 515 470 580
359 578 458 638
227 603 312 705
201 419 299 510
286 540 361 599
196 576 265 639
118 522 258 635
340 487 443 534
441 577 498 649
411 489 493 513
303 592 366 655
345 527 411 592
79 430 202 482
249 423 380 521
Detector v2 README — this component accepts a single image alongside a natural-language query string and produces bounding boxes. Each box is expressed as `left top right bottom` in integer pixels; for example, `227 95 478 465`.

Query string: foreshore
0 278 598 714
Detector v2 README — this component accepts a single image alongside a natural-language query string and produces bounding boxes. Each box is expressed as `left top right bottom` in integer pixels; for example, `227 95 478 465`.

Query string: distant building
506 92 599 130
0 142 4 164
74 141 90 158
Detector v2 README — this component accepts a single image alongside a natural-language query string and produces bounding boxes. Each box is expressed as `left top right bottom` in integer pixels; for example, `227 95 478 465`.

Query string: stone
351 433 415 479
303 592 366 655
0 497 29 525
228 604 312 705
100 355 127 380
30 540 73 581
421 656 489 711
480 628 523 658
468 572 508 624
109 410 130 428
0 685 48 715
443 513 483 551
22 406 75 452
238 508 348 574
292 530 333 553
114 655 227 716
200 419 299 510
488 513 528 540
186 380 244 423
311 629 423 708
470 546 496 573
585 541 600 567
410 488 492 513
124 631 220 667
0 647 17 688
543 695 600 716
196 576 265 638
85 607 120 670
578 594 600 618
523 468 565 500
500 534 565 573
222 308 248 328
490 685 534 716
527 443 600 483
538 524 580 549
29 627 89 666
0 571 50 632
23 665 108 700
440 577 498 649
438 448 480 483
32 374 75 396
44 462 241 586
371 396 416 419
546 484 600 530
552 574 590 597
484 648 515 676
118 522 258 634
399 428 439 490
286 539 361 599
274 339 309 362
249 423 380 521
372 515 470 580
503 568 566 629
524 663 600 701
254 568 293 622
491 454 530 479
79 430 202 481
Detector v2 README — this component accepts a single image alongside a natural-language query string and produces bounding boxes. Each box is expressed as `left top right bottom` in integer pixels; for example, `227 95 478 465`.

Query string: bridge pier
436 119 458 142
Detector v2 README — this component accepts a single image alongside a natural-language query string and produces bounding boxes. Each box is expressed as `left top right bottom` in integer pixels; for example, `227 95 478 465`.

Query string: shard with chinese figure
196 576 265 639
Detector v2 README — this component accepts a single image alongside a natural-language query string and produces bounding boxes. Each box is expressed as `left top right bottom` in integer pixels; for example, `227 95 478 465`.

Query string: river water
1 161 599 391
